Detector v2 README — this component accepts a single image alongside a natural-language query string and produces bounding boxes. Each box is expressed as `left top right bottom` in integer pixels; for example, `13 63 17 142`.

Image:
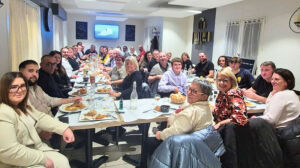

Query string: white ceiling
57 0 244 20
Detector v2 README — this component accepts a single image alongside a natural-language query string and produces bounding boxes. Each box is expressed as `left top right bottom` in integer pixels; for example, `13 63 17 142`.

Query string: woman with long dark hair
0 72 74 167
50 50 72 97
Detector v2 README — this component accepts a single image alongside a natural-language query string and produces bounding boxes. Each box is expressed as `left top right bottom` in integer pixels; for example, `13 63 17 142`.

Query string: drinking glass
154 94 161 106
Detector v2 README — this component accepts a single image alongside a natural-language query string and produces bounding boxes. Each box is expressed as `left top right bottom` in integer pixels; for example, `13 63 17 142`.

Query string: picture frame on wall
76 21 88 40
193 32 199 44
125 25 135 41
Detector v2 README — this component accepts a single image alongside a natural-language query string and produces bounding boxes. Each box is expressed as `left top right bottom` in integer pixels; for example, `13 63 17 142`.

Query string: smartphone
58 116 69 123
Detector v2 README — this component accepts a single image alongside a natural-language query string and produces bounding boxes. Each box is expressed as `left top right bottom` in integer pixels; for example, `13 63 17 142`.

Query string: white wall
162 16 193 58
143 17 164 51
213 0 300 90
67 14 145 50
0 0 11 76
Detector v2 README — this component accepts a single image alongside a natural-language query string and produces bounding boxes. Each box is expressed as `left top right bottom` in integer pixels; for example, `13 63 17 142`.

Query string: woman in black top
50 50 72 97
181 52 194 71
109 56 143 99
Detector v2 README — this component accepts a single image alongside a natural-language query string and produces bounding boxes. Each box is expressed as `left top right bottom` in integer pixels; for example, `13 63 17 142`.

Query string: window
225 18 263 60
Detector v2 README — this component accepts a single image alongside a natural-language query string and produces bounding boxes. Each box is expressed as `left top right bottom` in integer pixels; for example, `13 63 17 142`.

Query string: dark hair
0 72 31 115
19 60 38 71
274 68 295 90
229 56 242 63
144 51 152 63
171 57 183 66
217 56 228 66
49 50 61 57
49 50 67 76
41 54 53 62
261 61 276 70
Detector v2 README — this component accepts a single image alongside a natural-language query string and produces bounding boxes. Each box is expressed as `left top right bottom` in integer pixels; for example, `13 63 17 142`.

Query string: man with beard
19 60 82 116
19 60 81 144
191 52 214 78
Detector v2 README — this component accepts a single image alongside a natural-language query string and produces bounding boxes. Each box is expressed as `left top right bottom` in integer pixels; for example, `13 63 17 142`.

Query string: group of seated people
0 41 299 168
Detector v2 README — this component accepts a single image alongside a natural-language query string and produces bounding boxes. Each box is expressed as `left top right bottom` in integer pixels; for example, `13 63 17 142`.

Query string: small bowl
160 105 170 113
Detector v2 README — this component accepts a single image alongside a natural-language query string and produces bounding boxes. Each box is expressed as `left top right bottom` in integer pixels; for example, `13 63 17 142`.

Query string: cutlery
58 111 81 118
113 101 125 114
142 109 153 113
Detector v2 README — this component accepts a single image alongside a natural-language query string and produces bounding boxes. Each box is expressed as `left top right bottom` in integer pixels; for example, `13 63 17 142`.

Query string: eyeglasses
45 62 57 67
217 78 230 83
188 87 204 95
10 84 26 93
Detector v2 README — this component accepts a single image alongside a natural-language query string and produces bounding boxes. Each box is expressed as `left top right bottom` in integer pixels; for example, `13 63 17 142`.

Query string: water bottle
130 81 138 110
119 97 123 110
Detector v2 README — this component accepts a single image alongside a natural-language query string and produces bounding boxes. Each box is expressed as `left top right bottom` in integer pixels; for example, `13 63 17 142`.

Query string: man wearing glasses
37 55 67 99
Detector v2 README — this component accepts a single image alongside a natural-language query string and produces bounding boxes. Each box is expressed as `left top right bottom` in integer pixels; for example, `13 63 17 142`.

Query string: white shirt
259 90 300 128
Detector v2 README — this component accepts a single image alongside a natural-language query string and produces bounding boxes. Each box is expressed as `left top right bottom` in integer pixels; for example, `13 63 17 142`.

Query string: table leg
85 129 109 168
140 123 150 168
85 129 94 168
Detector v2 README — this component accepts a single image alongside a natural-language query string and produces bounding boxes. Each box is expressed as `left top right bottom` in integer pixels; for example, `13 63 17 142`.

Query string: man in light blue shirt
158 57 188 96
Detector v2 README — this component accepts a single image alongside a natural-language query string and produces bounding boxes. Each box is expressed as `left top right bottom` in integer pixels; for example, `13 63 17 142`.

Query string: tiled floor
63 123 158 168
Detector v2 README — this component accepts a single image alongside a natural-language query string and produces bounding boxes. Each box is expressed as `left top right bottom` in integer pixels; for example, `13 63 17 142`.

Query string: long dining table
56 94 265 168
56 72 266 168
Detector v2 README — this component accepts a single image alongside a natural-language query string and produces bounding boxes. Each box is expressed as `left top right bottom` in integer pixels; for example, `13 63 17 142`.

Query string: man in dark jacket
37 55 67 98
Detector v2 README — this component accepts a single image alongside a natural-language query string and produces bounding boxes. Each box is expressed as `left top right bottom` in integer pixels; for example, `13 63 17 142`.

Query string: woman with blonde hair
213 67 247 129
109 56 143 99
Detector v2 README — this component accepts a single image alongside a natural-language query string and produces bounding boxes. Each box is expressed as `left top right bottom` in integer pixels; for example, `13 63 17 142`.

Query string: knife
113 101 125 114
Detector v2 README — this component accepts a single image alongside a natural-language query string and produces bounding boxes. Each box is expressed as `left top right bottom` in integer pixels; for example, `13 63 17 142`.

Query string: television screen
94 24 119 40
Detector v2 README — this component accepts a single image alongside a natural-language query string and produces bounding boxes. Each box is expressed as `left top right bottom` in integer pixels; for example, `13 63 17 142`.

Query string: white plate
245 101 256 108
59 102 87 113
68 89 88 97
79 109 115 121
95 86 112 94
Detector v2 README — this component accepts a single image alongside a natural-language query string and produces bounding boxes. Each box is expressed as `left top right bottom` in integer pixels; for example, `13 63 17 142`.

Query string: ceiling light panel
96 16 128 21
149 8 198 18
169 0 243 9
75 0 125 11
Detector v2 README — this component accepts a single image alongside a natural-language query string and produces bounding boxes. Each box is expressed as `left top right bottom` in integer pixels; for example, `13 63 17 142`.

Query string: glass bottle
130 81 138 110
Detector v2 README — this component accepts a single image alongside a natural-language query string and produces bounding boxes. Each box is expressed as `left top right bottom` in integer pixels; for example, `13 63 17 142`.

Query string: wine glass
154 94 161 106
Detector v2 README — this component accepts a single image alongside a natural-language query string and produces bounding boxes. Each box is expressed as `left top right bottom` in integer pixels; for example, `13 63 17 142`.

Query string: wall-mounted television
94 24 119 40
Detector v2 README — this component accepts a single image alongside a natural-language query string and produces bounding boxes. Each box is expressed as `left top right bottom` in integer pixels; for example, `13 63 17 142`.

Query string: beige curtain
53 16 65 51
10 0 41 71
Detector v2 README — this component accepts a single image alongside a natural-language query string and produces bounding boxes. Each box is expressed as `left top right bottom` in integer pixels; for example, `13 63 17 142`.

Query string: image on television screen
94 24 119 40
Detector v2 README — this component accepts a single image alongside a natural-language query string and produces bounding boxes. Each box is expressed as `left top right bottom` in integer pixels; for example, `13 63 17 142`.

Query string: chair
142 82 153 98
293 90 300 100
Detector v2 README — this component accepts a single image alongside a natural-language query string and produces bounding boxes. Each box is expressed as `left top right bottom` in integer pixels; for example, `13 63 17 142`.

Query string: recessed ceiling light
187 10 202 14
96 16 128 21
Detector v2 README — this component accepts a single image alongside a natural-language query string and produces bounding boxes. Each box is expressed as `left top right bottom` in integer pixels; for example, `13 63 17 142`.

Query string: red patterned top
213 89 248 125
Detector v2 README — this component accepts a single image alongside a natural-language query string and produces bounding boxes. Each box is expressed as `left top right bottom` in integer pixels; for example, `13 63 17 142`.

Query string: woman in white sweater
258 68 300 128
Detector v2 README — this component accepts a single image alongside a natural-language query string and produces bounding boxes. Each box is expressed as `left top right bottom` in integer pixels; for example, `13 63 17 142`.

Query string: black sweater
120 71 143 100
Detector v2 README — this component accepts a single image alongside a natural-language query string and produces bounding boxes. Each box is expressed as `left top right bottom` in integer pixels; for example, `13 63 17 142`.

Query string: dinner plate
245 101 256 108
95 86 112 94
59 102 87 113
79 109 115 121
68 89 88 97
